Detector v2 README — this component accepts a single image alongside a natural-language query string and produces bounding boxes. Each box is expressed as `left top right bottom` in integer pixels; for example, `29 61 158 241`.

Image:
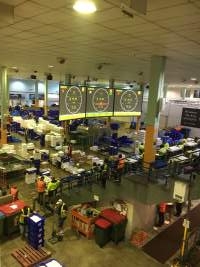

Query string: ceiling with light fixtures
0 0 200 84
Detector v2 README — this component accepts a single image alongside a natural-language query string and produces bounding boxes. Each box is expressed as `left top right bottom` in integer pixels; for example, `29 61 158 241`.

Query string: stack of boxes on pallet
28 214 45 249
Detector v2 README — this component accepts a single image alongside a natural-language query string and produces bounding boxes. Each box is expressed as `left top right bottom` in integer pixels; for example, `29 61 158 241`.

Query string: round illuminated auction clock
120 90 138 112
65 86 82 114
92 88 109 112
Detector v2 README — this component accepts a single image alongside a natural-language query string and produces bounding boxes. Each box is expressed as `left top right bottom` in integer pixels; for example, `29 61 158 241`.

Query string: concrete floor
1 234 165 267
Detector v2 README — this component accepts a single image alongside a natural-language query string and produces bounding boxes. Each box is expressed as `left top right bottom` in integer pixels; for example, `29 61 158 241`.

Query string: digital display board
59 85 86 120
86 87 114 117
113 89 142 116
181 108 200 128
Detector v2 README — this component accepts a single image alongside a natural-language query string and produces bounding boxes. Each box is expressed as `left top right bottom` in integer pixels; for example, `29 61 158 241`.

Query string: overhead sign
173 181 187 202
86 87 114 117
113 89 142 116
181 108 200 128
59 85 86 120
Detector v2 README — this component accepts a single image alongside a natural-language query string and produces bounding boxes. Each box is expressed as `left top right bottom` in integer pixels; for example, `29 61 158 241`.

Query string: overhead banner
181 108 200 128
113 89 142 116
59 85 86 120
86 87 114 117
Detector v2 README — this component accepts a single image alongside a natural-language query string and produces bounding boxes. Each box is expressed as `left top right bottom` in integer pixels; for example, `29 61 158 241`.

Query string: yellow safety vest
19 208 30 224
47 181 59 191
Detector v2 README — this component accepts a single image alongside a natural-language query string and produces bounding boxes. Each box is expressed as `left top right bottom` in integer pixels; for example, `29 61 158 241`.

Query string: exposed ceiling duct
0 2 14 23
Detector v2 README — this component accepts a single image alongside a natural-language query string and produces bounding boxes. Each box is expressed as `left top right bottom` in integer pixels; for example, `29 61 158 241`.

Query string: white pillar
0 66 8 144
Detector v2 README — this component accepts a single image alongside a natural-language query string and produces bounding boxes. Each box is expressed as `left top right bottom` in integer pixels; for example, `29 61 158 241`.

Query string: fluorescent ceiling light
73 0 97 14
190 77 197 81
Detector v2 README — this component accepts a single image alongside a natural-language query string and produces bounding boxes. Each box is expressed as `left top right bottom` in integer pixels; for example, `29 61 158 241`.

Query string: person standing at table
47 177 60 204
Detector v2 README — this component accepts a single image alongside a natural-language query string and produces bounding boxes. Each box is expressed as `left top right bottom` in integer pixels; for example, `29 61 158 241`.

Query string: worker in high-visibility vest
18 206 32 238
36 176 46 205
55 199 68 235
47 177 60 203
158 144 167 156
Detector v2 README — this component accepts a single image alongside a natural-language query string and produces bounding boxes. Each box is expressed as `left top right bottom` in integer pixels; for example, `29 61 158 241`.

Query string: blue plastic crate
28 237 44 246
28 214 45 228
28 231 44 240
28 224 44 233
108 146 118 155
110 122 120 130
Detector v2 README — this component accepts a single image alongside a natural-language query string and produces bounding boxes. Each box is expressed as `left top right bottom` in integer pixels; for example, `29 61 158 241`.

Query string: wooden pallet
11 245 51 267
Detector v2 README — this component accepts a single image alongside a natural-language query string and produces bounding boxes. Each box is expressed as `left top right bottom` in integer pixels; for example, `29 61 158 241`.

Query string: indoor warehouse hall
0 0 200 266
0 126 200 267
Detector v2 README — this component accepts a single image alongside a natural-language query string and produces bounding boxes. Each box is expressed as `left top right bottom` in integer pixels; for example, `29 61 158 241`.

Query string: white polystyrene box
58 151 64 156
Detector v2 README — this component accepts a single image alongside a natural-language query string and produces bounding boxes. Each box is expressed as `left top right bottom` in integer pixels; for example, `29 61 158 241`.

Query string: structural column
136 116 140 133
143 56 166 166
44 78 48 116
35 80 39 107
0 66 9 144
65 74 72 85
108 78 115 125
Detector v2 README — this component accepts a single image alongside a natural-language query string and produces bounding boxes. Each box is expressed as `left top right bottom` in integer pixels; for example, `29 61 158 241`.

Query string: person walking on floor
54 199 68 235
36 176 46 205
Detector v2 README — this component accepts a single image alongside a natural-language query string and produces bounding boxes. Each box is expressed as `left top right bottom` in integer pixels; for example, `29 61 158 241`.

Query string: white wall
142 85 200 135
165 102 200 137
166 88 182 100
8 78 59 106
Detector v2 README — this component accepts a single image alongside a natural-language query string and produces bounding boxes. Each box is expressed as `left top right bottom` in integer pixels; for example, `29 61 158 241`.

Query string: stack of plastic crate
28 214 45 249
